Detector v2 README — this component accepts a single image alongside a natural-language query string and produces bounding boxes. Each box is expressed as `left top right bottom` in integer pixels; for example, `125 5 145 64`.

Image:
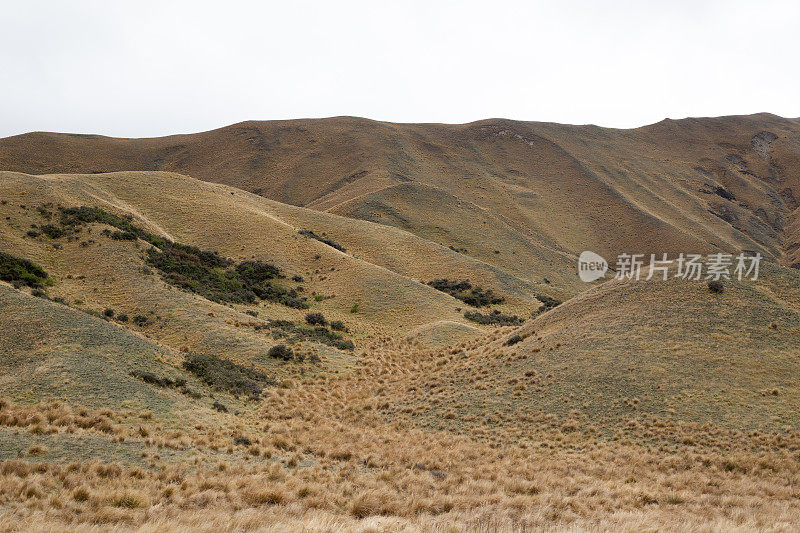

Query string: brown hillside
2 114 799 286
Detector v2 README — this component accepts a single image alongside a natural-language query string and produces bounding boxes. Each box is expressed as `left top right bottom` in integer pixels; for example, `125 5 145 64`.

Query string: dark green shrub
117 313 129 322
707 280 724 293
537 294 562 310
428 279 504 307
464 310 523 326
330 320 347 332
103 308 115 318
505 334 524 346
40 224 65 238
0 252 49 288
103 229 137 240
332 339 355 351
267 344 293 361
183 353 275 398
234 436 251 446
305 312 327 326
132 315 150 327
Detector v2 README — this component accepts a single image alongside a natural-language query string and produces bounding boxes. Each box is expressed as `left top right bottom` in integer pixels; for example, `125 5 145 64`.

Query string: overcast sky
1 1 798 138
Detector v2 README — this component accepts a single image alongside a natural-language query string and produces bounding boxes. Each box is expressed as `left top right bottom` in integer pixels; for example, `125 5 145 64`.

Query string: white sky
1 0 798 138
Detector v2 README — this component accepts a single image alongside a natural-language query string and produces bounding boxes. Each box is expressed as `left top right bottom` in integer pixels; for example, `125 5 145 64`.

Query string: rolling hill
2 116 800 531
1 113 798 287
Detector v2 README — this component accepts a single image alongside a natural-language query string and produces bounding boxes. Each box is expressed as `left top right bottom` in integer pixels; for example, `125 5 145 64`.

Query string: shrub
40 224 65 239
267 344 294 361
55 206 304 306
305 312 327 326
0 252 49 288
132 315 150 327
103 308 115 318
292 275 304 282
103 229 137 240
464 310 524 326
298 229 346 252
350 303 360 313
130 370 186 389
537 294 562 311
707 280 724 293
183 353 275 398
505 334 524 346
117 313 129 322
427 279 504 307
234 435 252 446
330 320 347 332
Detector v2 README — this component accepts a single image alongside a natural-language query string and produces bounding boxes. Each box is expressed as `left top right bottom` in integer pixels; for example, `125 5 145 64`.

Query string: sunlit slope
1 114 798 285
0 171 550 355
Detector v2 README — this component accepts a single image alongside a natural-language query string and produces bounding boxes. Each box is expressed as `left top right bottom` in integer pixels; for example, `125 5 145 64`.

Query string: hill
1 113 799 289
2 118 800 530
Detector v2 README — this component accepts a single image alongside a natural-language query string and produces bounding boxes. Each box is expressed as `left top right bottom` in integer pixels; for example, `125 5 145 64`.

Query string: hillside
0 170 557 358
2 119 800 531
1 114 799 287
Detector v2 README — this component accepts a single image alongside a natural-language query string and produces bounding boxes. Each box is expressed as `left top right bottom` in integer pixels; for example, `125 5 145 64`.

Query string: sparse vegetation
267 320 354 351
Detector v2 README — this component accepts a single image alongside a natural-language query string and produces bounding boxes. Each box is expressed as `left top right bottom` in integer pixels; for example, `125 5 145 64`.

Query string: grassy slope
0 171 548 358
1 114 798 288
0 284 204 420
403 262 800 438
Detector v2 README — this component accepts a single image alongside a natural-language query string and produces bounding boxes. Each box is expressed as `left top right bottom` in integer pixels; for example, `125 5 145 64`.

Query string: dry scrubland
0 114 799 531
